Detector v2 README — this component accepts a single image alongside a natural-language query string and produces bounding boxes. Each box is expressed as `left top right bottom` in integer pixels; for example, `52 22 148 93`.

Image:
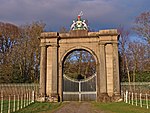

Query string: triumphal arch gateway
39 14 120 102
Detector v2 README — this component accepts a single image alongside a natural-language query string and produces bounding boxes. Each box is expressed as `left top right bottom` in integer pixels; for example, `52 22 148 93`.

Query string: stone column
113 43 120 98
39 43 46 97
98 43 110 102
46 44 58 101
106 44 114 97
46 46 52 96
99 44 107 94
51 45 58 96
59 63 63 102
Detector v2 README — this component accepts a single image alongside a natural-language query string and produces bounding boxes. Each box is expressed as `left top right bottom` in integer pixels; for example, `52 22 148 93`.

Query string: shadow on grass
14 102 62 113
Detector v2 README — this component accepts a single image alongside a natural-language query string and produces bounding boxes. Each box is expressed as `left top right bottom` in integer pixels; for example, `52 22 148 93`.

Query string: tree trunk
125 55 131 91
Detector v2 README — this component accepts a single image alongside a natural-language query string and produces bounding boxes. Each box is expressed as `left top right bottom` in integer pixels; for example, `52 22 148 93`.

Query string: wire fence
121 90 150 109
121 82 150 109
0 84 39 96
0 90 35 113
0 84 39 113
121 82 150 93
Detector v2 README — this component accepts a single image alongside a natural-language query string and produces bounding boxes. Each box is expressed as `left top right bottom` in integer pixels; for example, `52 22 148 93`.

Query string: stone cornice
40 29 119 39
40 32 59 38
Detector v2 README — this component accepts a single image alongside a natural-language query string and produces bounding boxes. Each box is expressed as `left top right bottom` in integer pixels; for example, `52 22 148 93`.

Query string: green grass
14 102 62 113
0 100 29 113
93 102 150 113
2 101 149 113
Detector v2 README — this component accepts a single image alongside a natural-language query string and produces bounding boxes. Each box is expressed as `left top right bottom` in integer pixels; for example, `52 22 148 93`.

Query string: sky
0 0 149 31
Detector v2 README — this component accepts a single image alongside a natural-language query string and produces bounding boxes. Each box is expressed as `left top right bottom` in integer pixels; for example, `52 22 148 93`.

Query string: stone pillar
46 44 58 102
99 44 107 94
59 63 63 102
98 44 110 102
46 46 52 96
113 43 120 99
51 45 58 95
39 43 46 98
106 44 114 97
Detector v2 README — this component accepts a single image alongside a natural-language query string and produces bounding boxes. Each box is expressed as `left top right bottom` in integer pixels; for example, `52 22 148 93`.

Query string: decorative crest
70 11 88 30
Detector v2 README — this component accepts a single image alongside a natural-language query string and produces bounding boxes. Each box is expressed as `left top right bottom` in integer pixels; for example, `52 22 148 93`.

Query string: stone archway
39 29 120 102
61 48 97 101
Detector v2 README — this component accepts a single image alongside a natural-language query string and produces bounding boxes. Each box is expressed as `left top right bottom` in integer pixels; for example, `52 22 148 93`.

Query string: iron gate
63 74 96 101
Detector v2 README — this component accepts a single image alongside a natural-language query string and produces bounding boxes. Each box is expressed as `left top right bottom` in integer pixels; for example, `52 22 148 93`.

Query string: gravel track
53 102 106 113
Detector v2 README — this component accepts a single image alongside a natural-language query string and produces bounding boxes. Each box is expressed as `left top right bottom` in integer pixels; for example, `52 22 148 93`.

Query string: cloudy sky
0 0 149 31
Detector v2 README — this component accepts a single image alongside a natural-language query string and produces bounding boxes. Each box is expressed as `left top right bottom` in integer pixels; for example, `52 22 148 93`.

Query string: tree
117 25 130 82
127 42 146 82
0 21 45 83
0 22 20 83
131 11 150 83
133 11 150 44
59 26 68 33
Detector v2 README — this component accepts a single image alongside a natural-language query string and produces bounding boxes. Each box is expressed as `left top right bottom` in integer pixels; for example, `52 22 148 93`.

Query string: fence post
140 93 142 107
21 94 23 109
24 94 26 108
13 95 16 112
32 90 35 103
131 92 133 105
26 93 28 106
29 91 30 105
129 92 130 104
17 95 19 111
8 95 10 113
146 93 148 109
1 91 3 113
135 93 137 106
125 90 128 103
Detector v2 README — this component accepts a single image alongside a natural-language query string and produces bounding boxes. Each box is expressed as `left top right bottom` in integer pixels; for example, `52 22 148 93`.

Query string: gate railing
63 74 96 101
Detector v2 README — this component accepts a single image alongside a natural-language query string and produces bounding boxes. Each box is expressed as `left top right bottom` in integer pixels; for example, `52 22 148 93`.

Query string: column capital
98 42 106 45
40 42 46 47
112 42 119 45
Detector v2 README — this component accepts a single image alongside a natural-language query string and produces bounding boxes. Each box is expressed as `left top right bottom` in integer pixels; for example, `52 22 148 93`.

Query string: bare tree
118 25 131 82
127 42 150 80
133 11 150 44
59 26 68 33
0 22 20 82
0 21 45 83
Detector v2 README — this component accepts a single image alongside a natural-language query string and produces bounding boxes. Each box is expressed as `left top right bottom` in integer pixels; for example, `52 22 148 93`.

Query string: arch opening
63 49 96 81
62 48 97 101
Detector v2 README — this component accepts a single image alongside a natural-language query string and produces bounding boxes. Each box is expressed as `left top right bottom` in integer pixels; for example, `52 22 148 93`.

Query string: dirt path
53 102 106 113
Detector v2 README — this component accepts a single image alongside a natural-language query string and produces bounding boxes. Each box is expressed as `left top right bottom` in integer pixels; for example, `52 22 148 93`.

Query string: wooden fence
0 84 39 113
0 90 35 113
121 90 150 109
121 82 150 93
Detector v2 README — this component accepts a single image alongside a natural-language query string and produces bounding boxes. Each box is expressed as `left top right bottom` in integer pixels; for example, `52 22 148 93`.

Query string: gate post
98 43 110 102
45 32 59 102
112 42 120 99
39 40 46 100
99 44 107 94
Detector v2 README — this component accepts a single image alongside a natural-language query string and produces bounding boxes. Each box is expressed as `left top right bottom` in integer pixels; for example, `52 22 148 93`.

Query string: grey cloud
0 0 149 31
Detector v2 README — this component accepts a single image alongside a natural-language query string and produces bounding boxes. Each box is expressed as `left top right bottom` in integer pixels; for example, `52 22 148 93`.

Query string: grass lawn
93 102 150 113
14 102 62 113
8 101 150 113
